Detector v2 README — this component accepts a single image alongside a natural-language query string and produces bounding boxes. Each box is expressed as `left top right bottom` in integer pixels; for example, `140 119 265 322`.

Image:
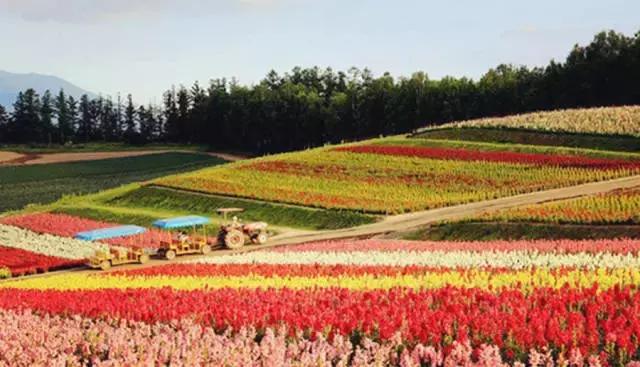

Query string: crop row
154 147 639 213
6 267 640 292
0 223 103 259
2 286 640 363
475 187 640 225
334 144 640 170
0 246 82 277
430 105 640 137
2 237 639 364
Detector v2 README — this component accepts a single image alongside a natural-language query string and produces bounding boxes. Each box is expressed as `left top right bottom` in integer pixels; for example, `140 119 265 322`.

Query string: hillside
0 70 96 108
151 133 640 215
418 105 640 139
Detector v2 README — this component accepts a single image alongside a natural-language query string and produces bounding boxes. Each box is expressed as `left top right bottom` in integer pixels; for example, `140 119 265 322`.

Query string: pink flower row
0 309 627 367
272 238 640 254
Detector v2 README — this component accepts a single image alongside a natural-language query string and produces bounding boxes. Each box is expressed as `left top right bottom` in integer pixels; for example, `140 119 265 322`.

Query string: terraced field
154 137 640 214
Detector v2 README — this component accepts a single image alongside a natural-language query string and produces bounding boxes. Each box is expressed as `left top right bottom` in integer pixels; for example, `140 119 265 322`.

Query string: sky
0 0 638 103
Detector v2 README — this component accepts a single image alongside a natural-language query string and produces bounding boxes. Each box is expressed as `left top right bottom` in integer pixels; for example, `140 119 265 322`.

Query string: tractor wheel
201 244 212 255
165 250 176 260
139 254 150 264
252 232 268 245
257 232 268 244
224 230 245 249
100 260 112 271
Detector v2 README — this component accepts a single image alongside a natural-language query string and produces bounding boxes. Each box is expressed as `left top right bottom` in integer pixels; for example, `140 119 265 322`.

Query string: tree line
0 29 639 153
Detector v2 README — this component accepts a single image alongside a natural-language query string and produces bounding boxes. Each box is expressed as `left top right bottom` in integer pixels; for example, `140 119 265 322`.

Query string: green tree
77 94 95 142
0 104 8 142
9 89 42 143
40 90 54 144
123 94 137 142
55 90 73 144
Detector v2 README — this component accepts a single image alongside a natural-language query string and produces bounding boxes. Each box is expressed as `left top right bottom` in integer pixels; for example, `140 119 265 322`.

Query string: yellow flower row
4 268 640 292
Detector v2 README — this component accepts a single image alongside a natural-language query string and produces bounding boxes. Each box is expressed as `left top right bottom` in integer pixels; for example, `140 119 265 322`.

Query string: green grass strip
108 186 378 230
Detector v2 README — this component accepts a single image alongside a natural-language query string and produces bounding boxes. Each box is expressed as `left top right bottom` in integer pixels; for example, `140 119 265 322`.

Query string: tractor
153 216 215 260
76 225 151 271
217 208 269 249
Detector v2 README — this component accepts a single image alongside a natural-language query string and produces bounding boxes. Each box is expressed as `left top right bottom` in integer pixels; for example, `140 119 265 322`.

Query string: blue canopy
152 215 211 229
75 225 147 241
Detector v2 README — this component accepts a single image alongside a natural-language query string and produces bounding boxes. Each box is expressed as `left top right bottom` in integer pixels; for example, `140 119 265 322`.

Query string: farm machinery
152 210 269 259
153 216 214 260
76 225 151 271
217 208 269 249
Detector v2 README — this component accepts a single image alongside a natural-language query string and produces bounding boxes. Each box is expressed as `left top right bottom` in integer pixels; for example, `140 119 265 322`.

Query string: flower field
3 238 640 366
476 187 640 224
428 105 640 137
0 212 168 248
0 212 175 277
153 140 640 214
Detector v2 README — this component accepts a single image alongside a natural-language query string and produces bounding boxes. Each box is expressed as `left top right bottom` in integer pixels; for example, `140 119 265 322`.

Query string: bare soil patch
0 150 245 166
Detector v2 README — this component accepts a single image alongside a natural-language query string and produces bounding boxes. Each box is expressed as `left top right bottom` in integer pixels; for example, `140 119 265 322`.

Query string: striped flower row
3 286 640 359
189 249 640 269
5 267 640 292
273 238 640 254
0 224 105 260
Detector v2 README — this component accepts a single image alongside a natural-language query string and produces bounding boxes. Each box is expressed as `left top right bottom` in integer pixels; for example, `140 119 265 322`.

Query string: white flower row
190 250 640 269
0 224 106 259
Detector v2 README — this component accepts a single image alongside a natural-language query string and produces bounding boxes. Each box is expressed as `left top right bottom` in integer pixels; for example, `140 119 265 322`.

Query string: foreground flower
0 309 628 367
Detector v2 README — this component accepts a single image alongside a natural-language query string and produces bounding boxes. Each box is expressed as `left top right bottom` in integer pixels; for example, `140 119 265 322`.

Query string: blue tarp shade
152 215 211 229
75 225 147 241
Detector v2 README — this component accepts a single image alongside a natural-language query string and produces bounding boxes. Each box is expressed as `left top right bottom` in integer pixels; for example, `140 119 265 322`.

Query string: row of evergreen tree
0 30 639 153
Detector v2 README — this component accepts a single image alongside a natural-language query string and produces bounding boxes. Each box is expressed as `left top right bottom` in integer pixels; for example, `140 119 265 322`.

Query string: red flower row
271 238 640 254
335 145 640 170
0 246 83 276
0 213 167 249
2 286 639 355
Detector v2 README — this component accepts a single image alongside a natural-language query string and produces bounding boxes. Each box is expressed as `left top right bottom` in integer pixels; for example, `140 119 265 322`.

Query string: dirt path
3 174 640 281
0 151 24 164
0 150 246 166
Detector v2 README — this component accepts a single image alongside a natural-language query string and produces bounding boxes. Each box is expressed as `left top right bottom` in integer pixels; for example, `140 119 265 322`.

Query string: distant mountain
0 70 96 109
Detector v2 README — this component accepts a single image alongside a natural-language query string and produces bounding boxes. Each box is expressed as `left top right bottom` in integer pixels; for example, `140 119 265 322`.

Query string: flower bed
154 145 640 213
430 105 640 137
0 224 103 259
475 187 640 225
0 213 167 249
334 144 640 170
2 309 616 367
3 237 640 365
0 246 83 277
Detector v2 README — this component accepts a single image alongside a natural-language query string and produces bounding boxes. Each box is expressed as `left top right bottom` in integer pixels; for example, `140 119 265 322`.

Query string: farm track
4 173 640 281
0 150 246 166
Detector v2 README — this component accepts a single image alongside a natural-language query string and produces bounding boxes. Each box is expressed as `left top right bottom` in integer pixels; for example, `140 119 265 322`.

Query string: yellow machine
77 225 150 271
153 216 213 260
88 247 149 271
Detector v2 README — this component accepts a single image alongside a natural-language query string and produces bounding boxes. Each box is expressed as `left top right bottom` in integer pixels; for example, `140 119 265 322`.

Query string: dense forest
0 30 639 154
